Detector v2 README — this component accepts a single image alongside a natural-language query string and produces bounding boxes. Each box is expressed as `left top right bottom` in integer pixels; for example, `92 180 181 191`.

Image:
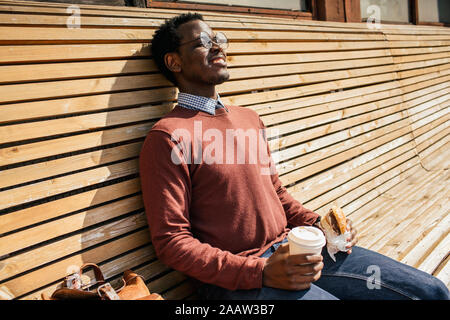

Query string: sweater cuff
254 257 268 289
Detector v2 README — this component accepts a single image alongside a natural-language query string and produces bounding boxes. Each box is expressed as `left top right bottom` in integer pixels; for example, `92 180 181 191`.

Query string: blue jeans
198 237 450 300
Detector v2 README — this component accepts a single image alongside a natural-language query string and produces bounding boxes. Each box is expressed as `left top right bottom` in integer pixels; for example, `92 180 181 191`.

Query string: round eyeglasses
179 31 228 50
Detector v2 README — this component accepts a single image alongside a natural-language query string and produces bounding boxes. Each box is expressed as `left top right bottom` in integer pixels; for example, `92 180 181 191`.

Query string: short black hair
151 13 204 85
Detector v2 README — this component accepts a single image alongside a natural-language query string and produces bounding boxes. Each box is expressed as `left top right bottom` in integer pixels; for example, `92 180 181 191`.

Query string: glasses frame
178 31 228 50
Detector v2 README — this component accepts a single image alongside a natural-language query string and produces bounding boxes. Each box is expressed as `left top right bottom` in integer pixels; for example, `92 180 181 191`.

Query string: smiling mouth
210 56 227 66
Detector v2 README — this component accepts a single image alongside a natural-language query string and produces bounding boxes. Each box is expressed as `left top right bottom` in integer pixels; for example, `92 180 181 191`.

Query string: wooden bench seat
0 0 448 300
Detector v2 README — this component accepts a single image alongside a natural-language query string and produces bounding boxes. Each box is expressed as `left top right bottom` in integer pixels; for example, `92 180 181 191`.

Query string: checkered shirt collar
177 92 226 115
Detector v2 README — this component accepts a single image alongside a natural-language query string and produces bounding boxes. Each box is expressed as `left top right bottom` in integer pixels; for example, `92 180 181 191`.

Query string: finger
286 262 324 276
346 219 352 231
275 243 290 253
290 271 322 286
345 236 358 249
287 254 323 265
346 223 357 242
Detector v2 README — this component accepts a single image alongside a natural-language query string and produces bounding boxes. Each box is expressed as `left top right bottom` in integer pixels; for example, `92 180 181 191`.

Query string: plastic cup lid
288 226 326 248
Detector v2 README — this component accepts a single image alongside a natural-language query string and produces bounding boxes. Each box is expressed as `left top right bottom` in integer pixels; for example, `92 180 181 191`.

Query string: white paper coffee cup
288 226 326 255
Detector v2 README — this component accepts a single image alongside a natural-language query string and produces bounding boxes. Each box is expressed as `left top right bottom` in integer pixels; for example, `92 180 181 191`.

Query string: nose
210 41 225 56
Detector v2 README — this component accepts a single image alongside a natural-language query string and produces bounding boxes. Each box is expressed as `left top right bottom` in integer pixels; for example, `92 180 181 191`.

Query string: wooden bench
0 0 448 300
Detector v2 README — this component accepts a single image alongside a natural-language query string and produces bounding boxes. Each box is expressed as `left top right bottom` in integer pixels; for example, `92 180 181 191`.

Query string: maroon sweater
139 105 319 290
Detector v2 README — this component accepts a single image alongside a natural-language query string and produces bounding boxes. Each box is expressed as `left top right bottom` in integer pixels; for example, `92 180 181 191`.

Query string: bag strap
79 263 105 286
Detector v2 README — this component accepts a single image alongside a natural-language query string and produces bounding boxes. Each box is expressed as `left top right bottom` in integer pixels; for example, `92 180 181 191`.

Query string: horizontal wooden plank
0 55 395 85
0 74 171 104
396 57 450 73
357 179 449 251
0 212 148 282
0 92 175 125
309 150 419 215
0 159 139 210
228 49 393 67
255 81 402 116
379 192 449 260
346 167 441 230
0 122 154 167
288 139 418 207
403 85 450 116
433 255 450 288
0 194 143 256
390 46 450 56
0 43 150 64
0 11 385 36
401 212 450 269
0 59 158 84
0 142 141 190
420 141 450 171
268 94 407 143
418 233 450 275
0 63 397 104
0 178 141 234
344 163 428 221
399 70 450 93
21 244 157 300
335 158 422 217
229 56 395 81
392 52 450 64
271 89 404 136
0 105 164 143
388 40 450 48
0 26 155 44
275 113 410 173
0 26 385 44
397 63 450 80
386 34 450 41
1 229 151 298
227 41 390 54
279 124 414 187
414 114 450 150
419 131 449 159
223 72 398 107
264 87 402 129
410 105 449 133
162 280 198 300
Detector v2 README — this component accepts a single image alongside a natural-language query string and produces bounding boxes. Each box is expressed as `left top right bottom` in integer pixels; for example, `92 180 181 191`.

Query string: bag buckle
97 283 121 300
65 273 82 290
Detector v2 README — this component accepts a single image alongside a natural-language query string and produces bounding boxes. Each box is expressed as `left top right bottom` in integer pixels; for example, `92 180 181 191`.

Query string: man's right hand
262 243 324 291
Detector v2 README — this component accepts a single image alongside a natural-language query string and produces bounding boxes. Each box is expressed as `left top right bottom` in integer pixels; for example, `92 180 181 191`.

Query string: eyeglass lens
200 32 228 49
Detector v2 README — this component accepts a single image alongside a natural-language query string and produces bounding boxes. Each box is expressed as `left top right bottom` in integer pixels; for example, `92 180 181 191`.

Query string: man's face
174 19 230 88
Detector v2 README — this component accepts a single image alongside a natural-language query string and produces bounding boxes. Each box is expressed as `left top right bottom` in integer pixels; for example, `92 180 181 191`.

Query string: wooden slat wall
383 26 450 171
0 0 448 300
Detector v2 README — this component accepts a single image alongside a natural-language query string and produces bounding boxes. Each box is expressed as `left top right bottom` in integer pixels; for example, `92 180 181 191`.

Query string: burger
319 206 350 261
320 206 347 236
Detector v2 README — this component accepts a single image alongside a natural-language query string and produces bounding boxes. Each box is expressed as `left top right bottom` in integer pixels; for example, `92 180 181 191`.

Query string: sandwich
319 206 350 261
320 206 347 236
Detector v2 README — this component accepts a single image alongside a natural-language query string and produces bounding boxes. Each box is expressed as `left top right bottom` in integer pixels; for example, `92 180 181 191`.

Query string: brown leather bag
41 263 163 300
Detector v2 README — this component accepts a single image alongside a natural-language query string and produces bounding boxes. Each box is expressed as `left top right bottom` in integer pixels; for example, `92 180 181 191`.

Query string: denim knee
425 276 450 300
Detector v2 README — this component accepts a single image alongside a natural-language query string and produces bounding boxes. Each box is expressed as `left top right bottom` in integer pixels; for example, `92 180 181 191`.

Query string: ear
164 52 182 73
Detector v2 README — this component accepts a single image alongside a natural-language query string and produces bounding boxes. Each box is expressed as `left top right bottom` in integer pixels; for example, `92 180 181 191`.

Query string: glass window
360 0 410 23
173 0 309 12
418 0 450 23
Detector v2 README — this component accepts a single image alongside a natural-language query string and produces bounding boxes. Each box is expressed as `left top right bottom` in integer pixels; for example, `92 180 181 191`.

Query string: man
139 13 449 300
